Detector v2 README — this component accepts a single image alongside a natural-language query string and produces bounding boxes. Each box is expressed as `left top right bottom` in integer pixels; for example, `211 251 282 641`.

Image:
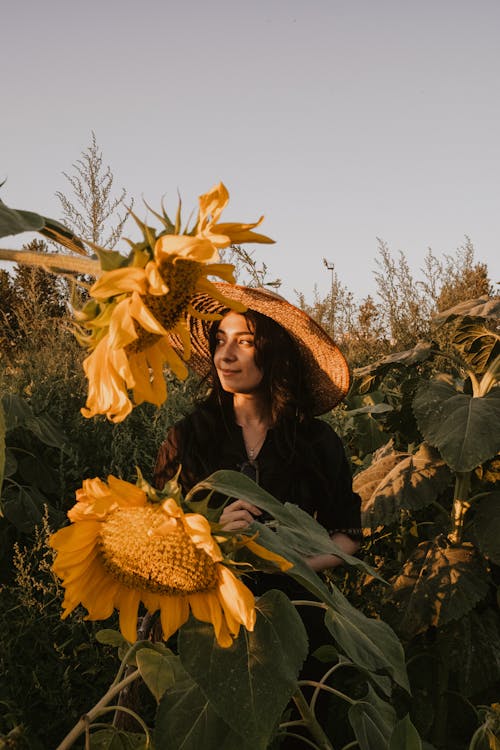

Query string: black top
153 412 362 541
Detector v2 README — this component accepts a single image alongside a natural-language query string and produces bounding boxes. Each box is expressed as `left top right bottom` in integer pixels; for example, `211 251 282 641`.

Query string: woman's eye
239 338 254 346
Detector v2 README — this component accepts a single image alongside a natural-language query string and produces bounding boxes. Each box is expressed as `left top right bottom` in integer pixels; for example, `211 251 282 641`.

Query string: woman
153 284 362 573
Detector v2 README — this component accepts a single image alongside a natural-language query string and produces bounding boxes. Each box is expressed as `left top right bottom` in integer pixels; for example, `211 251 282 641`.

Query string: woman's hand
219 499 262 531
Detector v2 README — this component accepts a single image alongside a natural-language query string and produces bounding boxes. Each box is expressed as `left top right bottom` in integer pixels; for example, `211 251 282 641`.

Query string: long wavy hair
206 309 314 426
154 310 317 491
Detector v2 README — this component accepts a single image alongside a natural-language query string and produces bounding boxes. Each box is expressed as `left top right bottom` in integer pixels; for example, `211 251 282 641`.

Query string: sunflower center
99 505 218 594
126 258 203 355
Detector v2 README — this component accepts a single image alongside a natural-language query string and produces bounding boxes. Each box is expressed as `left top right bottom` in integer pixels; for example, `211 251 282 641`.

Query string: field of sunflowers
0 185 499 750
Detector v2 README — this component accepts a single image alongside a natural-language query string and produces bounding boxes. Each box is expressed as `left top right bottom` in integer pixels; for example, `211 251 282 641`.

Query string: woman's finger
224 499 262 515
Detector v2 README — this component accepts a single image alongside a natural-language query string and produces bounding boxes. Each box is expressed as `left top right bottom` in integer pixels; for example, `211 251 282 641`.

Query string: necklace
242 431 266 460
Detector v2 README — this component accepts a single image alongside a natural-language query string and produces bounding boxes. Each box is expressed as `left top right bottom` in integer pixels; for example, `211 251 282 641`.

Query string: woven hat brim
171 284 351 415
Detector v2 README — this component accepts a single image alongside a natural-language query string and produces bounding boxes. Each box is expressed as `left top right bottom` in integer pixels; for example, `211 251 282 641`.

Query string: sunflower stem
292 688 334 750
0 248 100 276
55 669 140 750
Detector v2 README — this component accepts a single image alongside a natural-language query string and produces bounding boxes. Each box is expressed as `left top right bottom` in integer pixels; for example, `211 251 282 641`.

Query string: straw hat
175 284 351 415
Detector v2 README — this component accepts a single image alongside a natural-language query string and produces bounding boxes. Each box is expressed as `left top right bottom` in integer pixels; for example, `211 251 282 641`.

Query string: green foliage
344 295 500 749
0 514 117 748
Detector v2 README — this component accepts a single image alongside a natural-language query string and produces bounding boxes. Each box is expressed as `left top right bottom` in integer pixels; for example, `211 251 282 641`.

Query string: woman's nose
219 340 237 361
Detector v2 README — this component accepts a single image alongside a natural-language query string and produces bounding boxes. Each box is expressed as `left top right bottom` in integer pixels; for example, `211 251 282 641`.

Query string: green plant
344 295 500 749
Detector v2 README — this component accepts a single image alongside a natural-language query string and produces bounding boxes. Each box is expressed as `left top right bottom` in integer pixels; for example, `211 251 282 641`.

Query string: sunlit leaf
391 539 490 637
358 443 451 529
413 379 500 471
354 341 434 380
452 318 500 373
389 714 423 750
178 590 308 750
433 296 500 324
473 492 500 564
136 648 176 702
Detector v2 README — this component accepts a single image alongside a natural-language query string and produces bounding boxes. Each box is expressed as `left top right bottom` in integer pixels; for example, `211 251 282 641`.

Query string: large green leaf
0 399 5 497
0 198 85 252
473 491 500 564
413 378 500 471
359 443 451 529
190 471 410 694
155 670 245 750
390 538 490 638
190 470 371 572
389 714 423 750
324 586 410 693
178 590 308 750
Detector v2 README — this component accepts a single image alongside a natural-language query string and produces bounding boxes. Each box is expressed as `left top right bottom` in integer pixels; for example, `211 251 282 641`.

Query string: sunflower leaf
155 669 246 750
358 443 451 529
136 648 176 702
390 538 490 637
178 589 308 750
413 379 500 471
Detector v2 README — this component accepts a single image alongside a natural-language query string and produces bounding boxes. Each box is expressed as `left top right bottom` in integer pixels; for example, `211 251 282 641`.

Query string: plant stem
55 669 140 750
292 688 334 750
0 248 99 276
448 472 471 544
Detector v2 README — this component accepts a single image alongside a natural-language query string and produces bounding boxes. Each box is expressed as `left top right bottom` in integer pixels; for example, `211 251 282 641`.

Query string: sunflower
50 474 290 648
76 182 274 422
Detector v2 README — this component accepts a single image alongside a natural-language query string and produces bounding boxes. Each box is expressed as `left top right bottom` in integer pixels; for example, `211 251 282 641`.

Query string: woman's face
213 312 264 395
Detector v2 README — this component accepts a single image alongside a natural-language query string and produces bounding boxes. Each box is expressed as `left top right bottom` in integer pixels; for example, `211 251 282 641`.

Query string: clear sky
2 0 499 303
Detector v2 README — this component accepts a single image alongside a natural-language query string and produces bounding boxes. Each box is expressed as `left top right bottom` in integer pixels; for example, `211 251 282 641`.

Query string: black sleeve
306 420 362 540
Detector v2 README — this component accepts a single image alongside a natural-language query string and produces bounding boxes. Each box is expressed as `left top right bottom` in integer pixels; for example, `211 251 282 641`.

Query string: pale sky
2 0 499 303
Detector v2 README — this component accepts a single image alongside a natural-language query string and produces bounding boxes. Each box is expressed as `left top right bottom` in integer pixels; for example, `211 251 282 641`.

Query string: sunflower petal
159 595 190 641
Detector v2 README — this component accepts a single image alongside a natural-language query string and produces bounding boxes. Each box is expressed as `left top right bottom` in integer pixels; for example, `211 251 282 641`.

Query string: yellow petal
242 538 293 572
189 588 230 646
81 337 135 423
108 298 138 350
183 514 222 561
197 182 229 232
145 260 169 295
107 476 147 507
155 235 219 263
117 587 142 643
159 595 190 641
217 566 256 633
129 292 169 336
90 267 148 300
214 218 274 245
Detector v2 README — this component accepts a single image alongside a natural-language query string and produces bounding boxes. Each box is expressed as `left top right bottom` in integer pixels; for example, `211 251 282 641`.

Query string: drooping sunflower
75 182 274 422
50 474 290 648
